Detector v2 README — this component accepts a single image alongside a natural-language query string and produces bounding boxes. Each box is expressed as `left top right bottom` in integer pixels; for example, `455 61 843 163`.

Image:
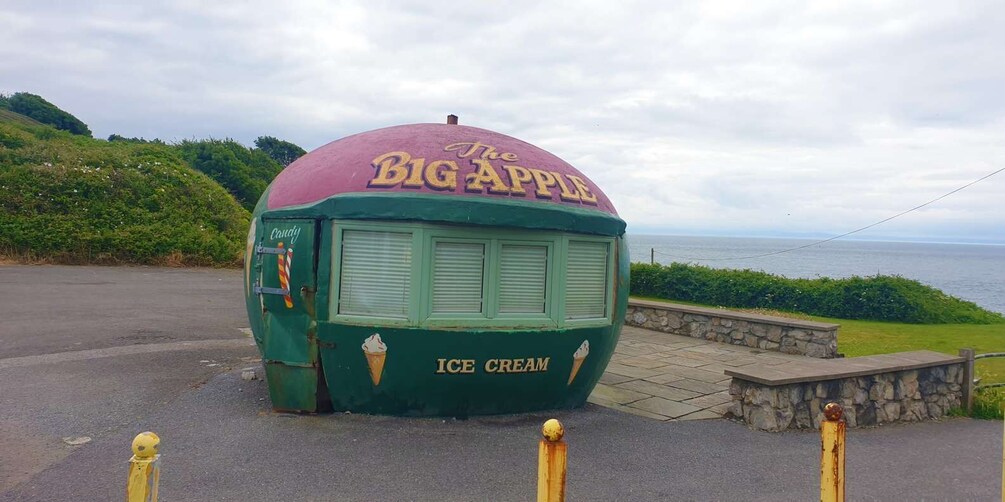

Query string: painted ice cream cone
567 340 590 385
568 357 586 385
361 333 388 386
365 352 386 386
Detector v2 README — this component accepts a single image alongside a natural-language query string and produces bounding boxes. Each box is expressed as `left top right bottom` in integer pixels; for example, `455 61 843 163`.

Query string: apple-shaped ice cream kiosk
244 119 628 416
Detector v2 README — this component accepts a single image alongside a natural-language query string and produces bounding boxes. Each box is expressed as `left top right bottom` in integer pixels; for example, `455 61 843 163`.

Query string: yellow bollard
820 403 846 502
126 432 161 502
537 419 567 502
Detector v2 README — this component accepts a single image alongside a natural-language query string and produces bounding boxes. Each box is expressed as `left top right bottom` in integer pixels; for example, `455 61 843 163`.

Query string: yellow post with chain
820 403 846 502
126 431 161 502
537 419 567 502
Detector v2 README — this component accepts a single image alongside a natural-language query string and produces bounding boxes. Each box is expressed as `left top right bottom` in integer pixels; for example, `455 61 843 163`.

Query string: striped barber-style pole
277 242 294 308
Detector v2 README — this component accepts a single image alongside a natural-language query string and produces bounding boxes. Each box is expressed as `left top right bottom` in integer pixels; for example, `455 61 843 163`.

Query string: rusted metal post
959 348 975 414
126 432 161 502
820 403 846 502
537 419 567 502
650 247 654 265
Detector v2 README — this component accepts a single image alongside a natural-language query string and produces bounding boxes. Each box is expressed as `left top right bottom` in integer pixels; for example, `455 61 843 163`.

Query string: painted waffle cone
365 351 386 386
567 357 586 385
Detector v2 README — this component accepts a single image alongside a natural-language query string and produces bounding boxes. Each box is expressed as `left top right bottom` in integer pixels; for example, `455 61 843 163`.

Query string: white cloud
2 0 1003 242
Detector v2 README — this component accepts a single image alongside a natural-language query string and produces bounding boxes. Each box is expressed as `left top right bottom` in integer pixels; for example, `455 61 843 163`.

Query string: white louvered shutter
565 241 609 319
498 244 548 314
338 230 412 318
432 241 485 314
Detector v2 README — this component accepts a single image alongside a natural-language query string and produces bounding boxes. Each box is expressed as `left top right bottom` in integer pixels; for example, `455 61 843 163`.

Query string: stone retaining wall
626 299 839 358
728 364 964 431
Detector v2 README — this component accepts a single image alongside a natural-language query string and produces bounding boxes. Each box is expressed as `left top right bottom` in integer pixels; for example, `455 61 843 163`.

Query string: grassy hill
0 109 45 127
0 121 250 266
1 92 91 136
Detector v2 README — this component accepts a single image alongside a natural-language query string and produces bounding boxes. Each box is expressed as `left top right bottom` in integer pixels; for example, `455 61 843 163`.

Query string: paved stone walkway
588 325 810 421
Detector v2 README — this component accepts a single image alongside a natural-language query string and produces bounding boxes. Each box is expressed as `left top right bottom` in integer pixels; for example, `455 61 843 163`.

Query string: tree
5 92 91 136
177 139 284 211
254 135 307 167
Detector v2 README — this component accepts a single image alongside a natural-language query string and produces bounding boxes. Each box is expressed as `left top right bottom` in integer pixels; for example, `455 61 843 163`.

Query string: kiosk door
255 218 320 411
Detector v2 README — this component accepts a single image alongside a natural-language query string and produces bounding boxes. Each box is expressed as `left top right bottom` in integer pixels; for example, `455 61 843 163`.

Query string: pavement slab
681 391 734 409
663 378 726 395
618 356 674 369
588 383 649 405
628 397 702 418
676 410 721 421
601 362 665 379
596 372 634 386
614 379 701 401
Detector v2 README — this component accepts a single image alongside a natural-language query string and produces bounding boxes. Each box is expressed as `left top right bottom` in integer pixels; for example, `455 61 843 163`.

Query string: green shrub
630 262 1004 324
0 122 249 265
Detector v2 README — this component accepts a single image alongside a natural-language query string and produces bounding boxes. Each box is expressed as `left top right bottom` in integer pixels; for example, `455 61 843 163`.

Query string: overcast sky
3 0 1003 243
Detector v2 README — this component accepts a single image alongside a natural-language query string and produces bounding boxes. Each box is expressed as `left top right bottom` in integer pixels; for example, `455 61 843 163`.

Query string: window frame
330 221 423 327
328 219 613 329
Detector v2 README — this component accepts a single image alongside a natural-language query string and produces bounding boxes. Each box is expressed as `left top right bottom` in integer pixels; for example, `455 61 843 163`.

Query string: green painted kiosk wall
244 123 629 416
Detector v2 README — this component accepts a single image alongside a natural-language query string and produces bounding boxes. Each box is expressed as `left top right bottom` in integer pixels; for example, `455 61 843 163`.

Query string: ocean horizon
626 234 1005 315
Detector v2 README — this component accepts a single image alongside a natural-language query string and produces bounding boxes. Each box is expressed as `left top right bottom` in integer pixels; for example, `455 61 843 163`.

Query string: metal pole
127 432 161 502
960 348 975 414
651 247 654 265
820 403 846 502
537 419 567 502
1000 414 1004 502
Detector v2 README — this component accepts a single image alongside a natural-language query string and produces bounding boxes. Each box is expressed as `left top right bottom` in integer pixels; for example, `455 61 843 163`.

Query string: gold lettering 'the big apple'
444 141 519 162
369 151 459 191
367 147 599 206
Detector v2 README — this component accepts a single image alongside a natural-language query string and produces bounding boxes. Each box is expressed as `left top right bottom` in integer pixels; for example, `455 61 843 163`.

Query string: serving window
431 239 486 315
565 241 609 320
330 220 613 328
498 243 549 315
337 229 413 319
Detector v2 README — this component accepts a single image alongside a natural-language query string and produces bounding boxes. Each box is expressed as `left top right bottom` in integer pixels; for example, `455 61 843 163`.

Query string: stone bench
626 298 839 358
725 351 965 431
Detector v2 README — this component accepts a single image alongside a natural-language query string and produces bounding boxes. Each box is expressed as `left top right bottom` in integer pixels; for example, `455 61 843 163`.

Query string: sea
626 235 1005 315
